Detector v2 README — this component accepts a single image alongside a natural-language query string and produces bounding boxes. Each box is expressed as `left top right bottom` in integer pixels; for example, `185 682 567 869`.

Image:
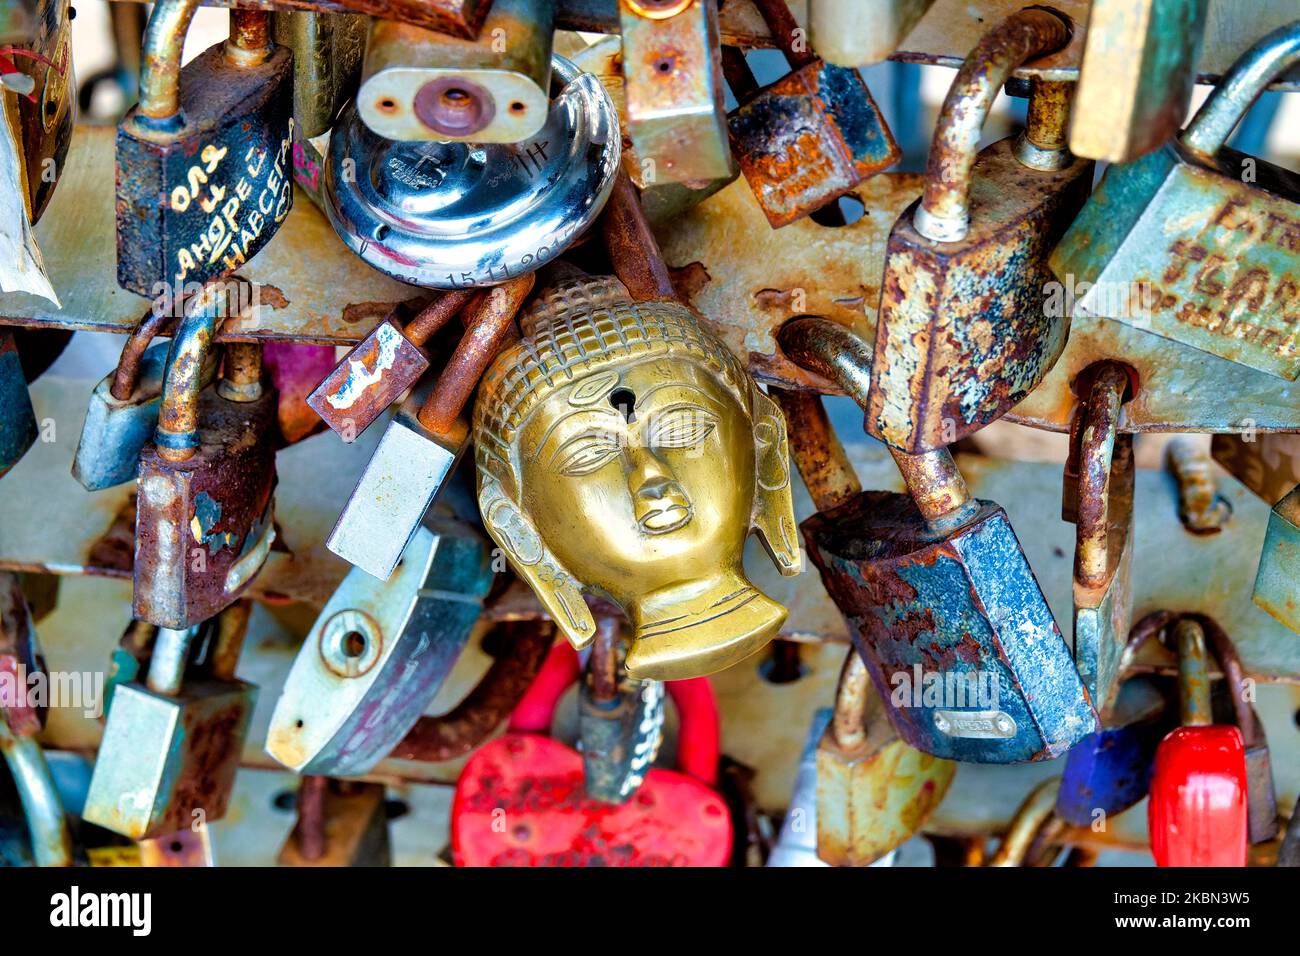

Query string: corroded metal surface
2 126 421 344
1211 432 1300 506
658 173 924 390
869 116 1092 451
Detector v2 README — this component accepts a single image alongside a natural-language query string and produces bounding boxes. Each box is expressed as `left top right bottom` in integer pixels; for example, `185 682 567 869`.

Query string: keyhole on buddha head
611 387 637 424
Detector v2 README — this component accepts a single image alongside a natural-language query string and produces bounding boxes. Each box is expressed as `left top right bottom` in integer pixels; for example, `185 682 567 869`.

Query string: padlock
324 54 620 289
355 0 556 144
578 616 665 804
867 8 1092 454
617 0 734 185
724 0 900 229
1148 617 1248 866
71 310 217 491
1055 675 1172 829
782 317 1097 763
807 0 936 67
305 290 474 442
472 273 801 679
268 510 493 776
571 35 736 228
115 2 293 296
452 640 732 866
83 605 256 840
816 650 955 866
1069 0 1209 163
4 0 75 225
270 10 367 207
1062 362 1135 710
0 571 45 736
133 288 278 629
0 721 72 866
1051 21 1300 382
1166 436 1232 534
277 777 391 867
0 329 38 480
327 275 532 581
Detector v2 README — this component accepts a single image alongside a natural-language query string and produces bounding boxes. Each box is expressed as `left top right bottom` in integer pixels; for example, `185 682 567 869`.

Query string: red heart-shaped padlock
452 642 732 866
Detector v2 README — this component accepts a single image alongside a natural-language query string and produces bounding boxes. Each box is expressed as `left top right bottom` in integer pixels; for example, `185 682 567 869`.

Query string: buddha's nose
627 446 692 531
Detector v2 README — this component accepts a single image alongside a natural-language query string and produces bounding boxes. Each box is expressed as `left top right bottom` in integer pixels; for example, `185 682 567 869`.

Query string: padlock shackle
145 626 198 697
750 0 816 70
415 274 534 437
0 723 73 867
771 387 861 513
602 171 678 303
1175 618 1213 727
505 635 721 786
403 290 477 348
1074 363 1130 587
829 649 870 751
915 7 1071 242
137 0 200 121
1182 20 1300 162
988 776 1063 867
110 308 171 401
154 285 224 460
777 316 971 522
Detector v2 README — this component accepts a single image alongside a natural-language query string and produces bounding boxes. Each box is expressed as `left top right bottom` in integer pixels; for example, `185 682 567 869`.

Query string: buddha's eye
645 405 717 450
552 429 623 476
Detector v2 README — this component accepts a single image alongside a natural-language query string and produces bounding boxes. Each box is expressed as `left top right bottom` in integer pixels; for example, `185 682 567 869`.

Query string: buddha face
516 357 754 603
474 283 801 679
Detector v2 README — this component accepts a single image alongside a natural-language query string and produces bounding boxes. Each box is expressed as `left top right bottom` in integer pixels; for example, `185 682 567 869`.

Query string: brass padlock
133 289 278 629
816 650 955 866
115 2 294 296
867 8 1092 454
355 0 556 143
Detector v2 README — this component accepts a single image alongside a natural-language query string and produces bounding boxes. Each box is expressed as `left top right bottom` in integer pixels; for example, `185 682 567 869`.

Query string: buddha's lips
638 503 692 534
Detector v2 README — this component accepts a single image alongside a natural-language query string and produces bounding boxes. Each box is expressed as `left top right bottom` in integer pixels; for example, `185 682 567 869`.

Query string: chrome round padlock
323 55 620 290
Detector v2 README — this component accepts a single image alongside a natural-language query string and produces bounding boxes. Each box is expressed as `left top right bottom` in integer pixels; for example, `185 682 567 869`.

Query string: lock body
808 0 935 66
869 138 1092 453
305 318 431 441
618 0 733 186
356 0 555 144
1070 0 1208 163
729 61 898 229
268 516 493 776
134 387 278 629
1253 485 1300 633
83 672 255 840
579 672 664 805
116 20 294 295
803 491 1097 763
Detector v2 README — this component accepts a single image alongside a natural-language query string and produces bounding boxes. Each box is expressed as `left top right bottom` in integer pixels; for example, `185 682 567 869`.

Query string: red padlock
452 641 731 867
1148 618 1248 867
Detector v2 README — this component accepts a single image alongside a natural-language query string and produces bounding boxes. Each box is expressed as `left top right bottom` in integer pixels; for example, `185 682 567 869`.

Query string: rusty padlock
133 288 278 629
867 8 1093 454
782 317 1097 763
115 2 293 296
1062 362 1136 711
617 0 734 186
724 0 900 228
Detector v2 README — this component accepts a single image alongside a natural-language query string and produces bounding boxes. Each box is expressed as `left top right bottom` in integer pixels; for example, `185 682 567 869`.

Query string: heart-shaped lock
451 641 732 867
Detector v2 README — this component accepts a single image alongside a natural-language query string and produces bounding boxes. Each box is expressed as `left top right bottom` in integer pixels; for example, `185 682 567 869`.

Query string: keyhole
610 388 636 423
342 631 367 658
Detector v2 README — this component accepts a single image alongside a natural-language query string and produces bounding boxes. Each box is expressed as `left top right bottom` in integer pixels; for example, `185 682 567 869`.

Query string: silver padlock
323 54 620 289
267 512 493 775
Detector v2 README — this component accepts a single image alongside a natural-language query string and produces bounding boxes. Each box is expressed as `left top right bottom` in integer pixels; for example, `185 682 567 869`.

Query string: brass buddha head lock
473 276 801 680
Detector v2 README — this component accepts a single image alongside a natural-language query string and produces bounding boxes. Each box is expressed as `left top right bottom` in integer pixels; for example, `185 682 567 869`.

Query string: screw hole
374 224 389 242
510 101 526 113
377 97 398 114
342 631 367 658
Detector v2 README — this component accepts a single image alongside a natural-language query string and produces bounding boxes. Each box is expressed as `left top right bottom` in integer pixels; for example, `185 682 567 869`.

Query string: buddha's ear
749 387 802 576
479 481 597 649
